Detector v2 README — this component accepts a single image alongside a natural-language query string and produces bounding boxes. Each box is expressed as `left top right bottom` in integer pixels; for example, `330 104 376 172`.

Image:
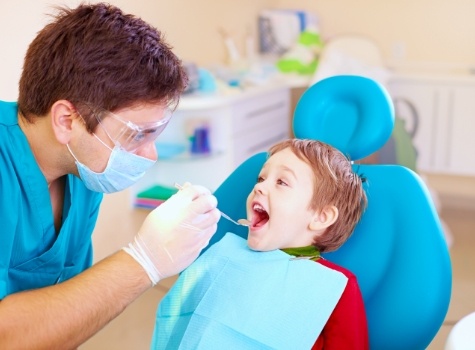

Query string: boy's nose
254 181 266 195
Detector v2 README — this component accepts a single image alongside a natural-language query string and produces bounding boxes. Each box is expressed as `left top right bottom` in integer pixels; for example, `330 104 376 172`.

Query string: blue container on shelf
190 126 211 154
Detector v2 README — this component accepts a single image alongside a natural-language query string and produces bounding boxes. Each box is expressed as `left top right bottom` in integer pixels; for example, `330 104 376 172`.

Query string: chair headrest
293 75 394 161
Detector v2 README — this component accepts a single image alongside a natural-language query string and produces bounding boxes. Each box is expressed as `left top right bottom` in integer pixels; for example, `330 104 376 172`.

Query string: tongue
255 219 268 227
253 211 269 227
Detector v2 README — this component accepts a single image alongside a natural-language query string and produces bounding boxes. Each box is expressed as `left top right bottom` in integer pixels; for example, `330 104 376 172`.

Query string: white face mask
67 134 155 193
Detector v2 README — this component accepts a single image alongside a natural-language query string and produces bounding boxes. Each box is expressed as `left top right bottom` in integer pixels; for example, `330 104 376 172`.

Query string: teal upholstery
211 76 452 350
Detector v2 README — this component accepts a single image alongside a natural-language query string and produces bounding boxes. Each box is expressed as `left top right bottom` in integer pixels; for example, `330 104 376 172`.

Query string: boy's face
246 148 317 251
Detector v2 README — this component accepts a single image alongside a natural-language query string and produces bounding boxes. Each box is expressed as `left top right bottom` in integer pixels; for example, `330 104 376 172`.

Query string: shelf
178 81 290 111
162 151 224 162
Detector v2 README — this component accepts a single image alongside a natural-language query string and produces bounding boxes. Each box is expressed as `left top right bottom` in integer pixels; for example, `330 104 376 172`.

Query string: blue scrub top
0 101 103 299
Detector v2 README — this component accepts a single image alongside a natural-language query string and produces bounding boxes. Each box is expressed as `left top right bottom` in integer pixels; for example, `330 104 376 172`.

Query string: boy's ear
309 205 339 231
50 100 77 144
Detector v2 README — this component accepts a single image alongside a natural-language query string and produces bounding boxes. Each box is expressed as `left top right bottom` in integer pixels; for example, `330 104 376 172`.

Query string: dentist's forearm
0 250 150 350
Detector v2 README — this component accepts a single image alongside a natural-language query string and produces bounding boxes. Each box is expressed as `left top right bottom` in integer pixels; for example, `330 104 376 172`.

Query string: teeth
253 203 265 212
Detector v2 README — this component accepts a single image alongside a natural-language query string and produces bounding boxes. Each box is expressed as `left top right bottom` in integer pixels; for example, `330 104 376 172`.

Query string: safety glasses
93 107 173 153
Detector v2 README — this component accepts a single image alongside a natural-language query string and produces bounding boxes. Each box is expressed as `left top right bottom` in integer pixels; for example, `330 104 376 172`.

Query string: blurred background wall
1 0 474 100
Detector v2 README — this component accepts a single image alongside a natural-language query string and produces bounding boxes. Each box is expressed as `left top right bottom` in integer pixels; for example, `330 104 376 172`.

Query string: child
151 138 368 349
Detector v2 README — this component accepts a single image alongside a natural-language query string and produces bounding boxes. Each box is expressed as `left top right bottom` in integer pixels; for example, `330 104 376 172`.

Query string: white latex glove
123 183 220 285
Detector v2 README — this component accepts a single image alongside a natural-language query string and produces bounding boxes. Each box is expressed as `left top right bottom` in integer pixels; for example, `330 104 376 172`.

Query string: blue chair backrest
212 76 452 350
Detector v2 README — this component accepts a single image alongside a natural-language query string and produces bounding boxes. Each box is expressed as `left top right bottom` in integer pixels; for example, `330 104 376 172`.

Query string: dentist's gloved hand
123 183 220 286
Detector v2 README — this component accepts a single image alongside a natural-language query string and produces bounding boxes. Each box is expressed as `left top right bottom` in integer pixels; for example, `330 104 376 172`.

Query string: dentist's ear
309 205 339 231
50 100 77 144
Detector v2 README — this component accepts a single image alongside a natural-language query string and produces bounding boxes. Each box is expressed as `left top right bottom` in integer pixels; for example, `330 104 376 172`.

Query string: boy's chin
247 238 263 251
248 246 263 252
247 238 272 252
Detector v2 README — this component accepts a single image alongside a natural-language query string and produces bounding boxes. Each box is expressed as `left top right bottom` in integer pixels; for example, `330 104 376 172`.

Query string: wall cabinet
388 75 475 176
130 84 291 203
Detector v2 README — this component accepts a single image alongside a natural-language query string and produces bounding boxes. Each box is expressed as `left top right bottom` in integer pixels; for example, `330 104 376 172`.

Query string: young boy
151 138 368 349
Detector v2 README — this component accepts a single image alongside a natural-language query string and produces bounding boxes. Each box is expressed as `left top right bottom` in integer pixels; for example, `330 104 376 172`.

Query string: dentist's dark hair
18 2 187 131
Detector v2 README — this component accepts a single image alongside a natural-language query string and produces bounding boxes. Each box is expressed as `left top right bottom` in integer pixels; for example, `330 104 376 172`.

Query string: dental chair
310 34 453 249
209 76 452 350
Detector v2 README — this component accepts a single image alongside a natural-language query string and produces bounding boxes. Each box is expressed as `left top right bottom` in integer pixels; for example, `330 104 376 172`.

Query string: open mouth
251 203 269 228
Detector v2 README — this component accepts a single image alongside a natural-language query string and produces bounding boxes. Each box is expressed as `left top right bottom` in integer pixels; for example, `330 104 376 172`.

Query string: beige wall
275 0 475 70
2 0 474 101
0 0 273 101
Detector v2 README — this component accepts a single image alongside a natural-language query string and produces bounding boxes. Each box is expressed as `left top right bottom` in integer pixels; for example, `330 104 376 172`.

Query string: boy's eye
257 176 264 183
277 179 288 186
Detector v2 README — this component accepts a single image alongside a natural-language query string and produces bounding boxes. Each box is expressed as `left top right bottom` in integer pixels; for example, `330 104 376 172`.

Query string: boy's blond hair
268 139 367 253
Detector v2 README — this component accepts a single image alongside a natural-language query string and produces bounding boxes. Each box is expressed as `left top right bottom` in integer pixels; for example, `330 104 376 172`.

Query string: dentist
0 3 220 349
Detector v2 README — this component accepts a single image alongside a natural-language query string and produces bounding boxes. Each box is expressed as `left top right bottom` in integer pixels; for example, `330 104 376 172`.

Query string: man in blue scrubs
0 3 220 348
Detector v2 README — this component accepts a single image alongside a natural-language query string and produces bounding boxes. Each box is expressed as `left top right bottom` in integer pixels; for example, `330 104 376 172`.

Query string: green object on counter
276 26 323 75
137 184 178 200
298 31 323 47
277 59 319 75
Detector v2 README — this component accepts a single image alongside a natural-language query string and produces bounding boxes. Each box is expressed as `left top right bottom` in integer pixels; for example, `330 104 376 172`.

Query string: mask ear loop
66 143 80 163
93 110 120 151
66 135 112 166
74 108 116 152
93 133 114 151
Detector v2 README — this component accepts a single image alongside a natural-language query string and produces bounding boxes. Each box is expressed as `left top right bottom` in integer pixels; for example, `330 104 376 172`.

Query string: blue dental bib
151 233 347 350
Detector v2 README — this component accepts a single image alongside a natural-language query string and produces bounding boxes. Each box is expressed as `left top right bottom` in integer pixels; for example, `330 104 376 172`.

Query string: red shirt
312 258 369 350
